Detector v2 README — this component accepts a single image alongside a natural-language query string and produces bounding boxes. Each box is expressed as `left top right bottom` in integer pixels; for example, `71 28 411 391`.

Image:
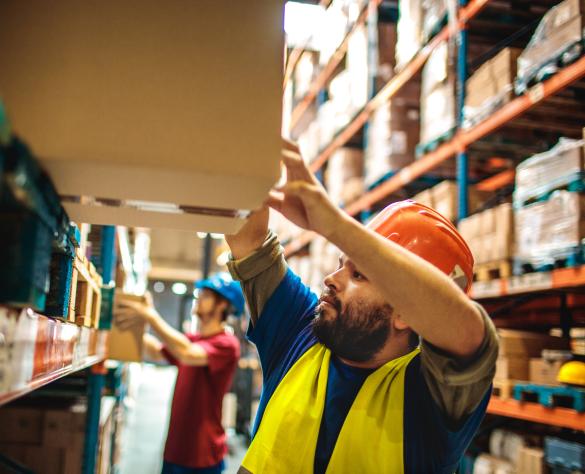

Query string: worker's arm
226 207 288 325
115 301 208 366
266 142 485 359
142 333 168 364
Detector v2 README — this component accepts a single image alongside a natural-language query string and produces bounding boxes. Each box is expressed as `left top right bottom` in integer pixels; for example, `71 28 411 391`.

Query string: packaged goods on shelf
422 0 455 42
0 403 87 474
364 91 420 187
430 181 489 223
419 41 457 146
514 138 584 206
489 429 526 466
517 447 546 474
346 24 370 112
472 454 515 474
395 0 423 69
545 437 585 473
294 50 320 100
413 189 434 209
499 329 570 357
514 190 585 266
516 0 585 93
375 22 397 82
463 47 522 129
495 356 530 381
325 148 364 206
458 203 514 264
529 358 566 385
317 2 350 66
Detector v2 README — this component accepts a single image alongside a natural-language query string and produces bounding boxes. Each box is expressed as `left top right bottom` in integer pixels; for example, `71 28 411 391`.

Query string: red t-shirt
162 331 240 468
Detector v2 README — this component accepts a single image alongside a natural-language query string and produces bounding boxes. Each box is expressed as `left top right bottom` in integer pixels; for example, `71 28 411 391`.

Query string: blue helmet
195 272 245 317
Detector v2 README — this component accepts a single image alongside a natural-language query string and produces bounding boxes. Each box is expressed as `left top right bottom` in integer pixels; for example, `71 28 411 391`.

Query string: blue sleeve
247 268 318 380
403 355 491 473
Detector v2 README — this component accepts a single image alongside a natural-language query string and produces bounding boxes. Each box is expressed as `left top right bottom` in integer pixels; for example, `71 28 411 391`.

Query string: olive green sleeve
420 303 499 429
226 230 288 325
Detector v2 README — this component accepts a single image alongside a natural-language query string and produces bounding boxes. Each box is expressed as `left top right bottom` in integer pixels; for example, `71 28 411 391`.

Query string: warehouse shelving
289 0 381 129
472 265 585 300
0 309 107 407
487 397 585 431
285 54 585 256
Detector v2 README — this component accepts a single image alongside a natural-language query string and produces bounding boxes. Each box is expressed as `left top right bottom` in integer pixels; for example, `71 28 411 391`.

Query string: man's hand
265 140 347 240
114 294 159 330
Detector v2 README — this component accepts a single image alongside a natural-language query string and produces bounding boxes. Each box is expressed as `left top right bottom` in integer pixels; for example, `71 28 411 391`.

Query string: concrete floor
119 364 247 474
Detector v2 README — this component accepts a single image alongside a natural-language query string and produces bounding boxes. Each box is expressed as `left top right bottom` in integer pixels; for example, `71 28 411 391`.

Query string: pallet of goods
515 0 585 94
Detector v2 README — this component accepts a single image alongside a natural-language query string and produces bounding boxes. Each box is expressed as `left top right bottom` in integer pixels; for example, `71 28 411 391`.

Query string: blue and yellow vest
242 343 420 473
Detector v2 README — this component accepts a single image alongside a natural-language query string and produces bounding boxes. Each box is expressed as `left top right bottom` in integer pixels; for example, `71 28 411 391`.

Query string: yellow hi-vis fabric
242 343 420 473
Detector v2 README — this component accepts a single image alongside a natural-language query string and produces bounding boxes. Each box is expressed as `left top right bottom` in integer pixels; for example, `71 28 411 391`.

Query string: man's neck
198 319 225 337
339 339 411 369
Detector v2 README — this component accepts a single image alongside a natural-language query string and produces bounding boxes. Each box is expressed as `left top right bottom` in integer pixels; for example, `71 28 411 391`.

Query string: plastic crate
545 437 585 472
99 284 116 330
0 211 53 311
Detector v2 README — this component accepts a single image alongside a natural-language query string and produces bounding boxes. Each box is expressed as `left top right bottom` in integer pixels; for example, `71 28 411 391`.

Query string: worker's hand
266 139 346 240
113 294 159 330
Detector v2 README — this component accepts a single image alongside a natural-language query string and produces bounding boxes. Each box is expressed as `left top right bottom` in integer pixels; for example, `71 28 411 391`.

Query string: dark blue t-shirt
248 269 489 474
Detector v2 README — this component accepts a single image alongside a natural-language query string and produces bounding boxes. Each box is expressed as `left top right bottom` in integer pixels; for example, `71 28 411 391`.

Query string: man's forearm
147 314 192 361
329 213 484 358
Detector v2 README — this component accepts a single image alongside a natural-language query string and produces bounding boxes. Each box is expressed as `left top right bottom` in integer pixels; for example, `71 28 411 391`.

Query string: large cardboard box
517 446 545 474
109 292 147 362
495 356 529 381
498 330 570 358
529 358 564 385
0 1 284 233
0 408 43 444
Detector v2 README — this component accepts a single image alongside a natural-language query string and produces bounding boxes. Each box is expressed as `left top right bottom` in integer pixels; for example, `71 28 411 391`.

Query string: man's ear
393 313 410 331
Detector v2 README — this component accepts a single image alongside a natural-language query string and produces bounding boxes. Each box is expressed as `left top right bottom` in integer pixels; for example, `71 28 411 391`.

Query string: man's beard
311 292 393 363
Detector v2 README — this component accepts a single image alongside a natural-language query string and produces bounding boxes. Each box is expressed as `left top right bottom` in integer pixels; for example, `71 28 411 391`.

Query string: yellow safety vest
242 343 420 473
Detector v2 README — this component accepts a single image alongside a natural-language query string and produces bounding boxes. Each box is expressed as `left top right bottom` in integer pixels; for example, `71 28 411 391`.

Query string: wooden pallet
70 249 103 328
513 383 585 412
492 379 520 400
475 260 513 282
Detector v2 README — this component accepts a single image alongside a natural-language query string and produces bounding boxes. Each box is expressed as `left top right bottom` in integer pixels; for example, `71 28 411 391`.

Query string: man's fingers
265 191 284 212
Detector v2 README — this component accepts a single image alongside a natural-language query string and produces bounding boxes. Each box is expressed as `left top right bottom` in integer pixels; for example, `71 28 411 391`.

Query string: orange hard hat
366 200 474 293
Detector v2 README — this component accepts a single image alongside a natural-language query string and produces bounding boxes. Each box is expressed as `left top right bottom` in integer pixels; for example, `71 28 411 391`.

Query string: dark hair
208 290 231 321
409 330 420 351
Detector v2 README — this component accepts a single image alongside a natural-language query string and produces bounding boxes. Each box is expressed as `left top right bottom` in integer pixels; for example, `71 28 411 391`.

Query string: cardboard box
413 189 435 209
0 0 284 233
498 330 570 358
495 356 530 381
0 408 43 444
529 358 564 385
517 446 545 474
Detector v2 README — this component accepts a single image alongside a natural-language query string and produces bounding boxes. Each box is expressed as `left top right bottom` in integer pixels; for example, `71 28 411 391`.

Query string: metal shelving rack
282 0 585 432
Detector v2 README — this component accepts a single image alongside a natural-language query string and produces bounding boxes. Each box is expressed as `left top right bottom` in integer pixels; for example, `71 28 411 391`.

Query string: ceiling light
171 282 188 296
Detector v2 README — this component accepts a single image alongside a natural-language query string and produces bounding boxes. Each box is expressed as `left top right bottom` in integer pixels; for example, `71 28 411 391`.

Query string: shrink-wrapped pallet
515 190 585 265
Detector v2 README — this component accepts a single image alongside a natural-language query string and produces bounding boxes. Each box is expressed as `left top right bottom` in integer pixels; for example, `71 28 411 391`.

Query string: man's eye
353 271 365 280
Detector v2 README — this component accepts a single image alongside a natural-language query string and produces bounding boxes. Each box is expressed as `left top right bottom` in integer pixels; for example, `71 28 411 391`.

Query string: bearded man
225 140 498 474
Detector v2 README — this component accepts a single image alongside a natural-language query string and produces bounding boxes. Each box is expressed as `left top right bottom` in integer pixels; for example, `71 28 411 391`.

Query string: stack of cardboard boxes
413 181 488 223
494 330 570 389
458 203 515 265
515 190 585 266
516 0 585 92
325 148 364 207
364 82 420 187
419 40 457 146
0 404 87 474
463 47 521 128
